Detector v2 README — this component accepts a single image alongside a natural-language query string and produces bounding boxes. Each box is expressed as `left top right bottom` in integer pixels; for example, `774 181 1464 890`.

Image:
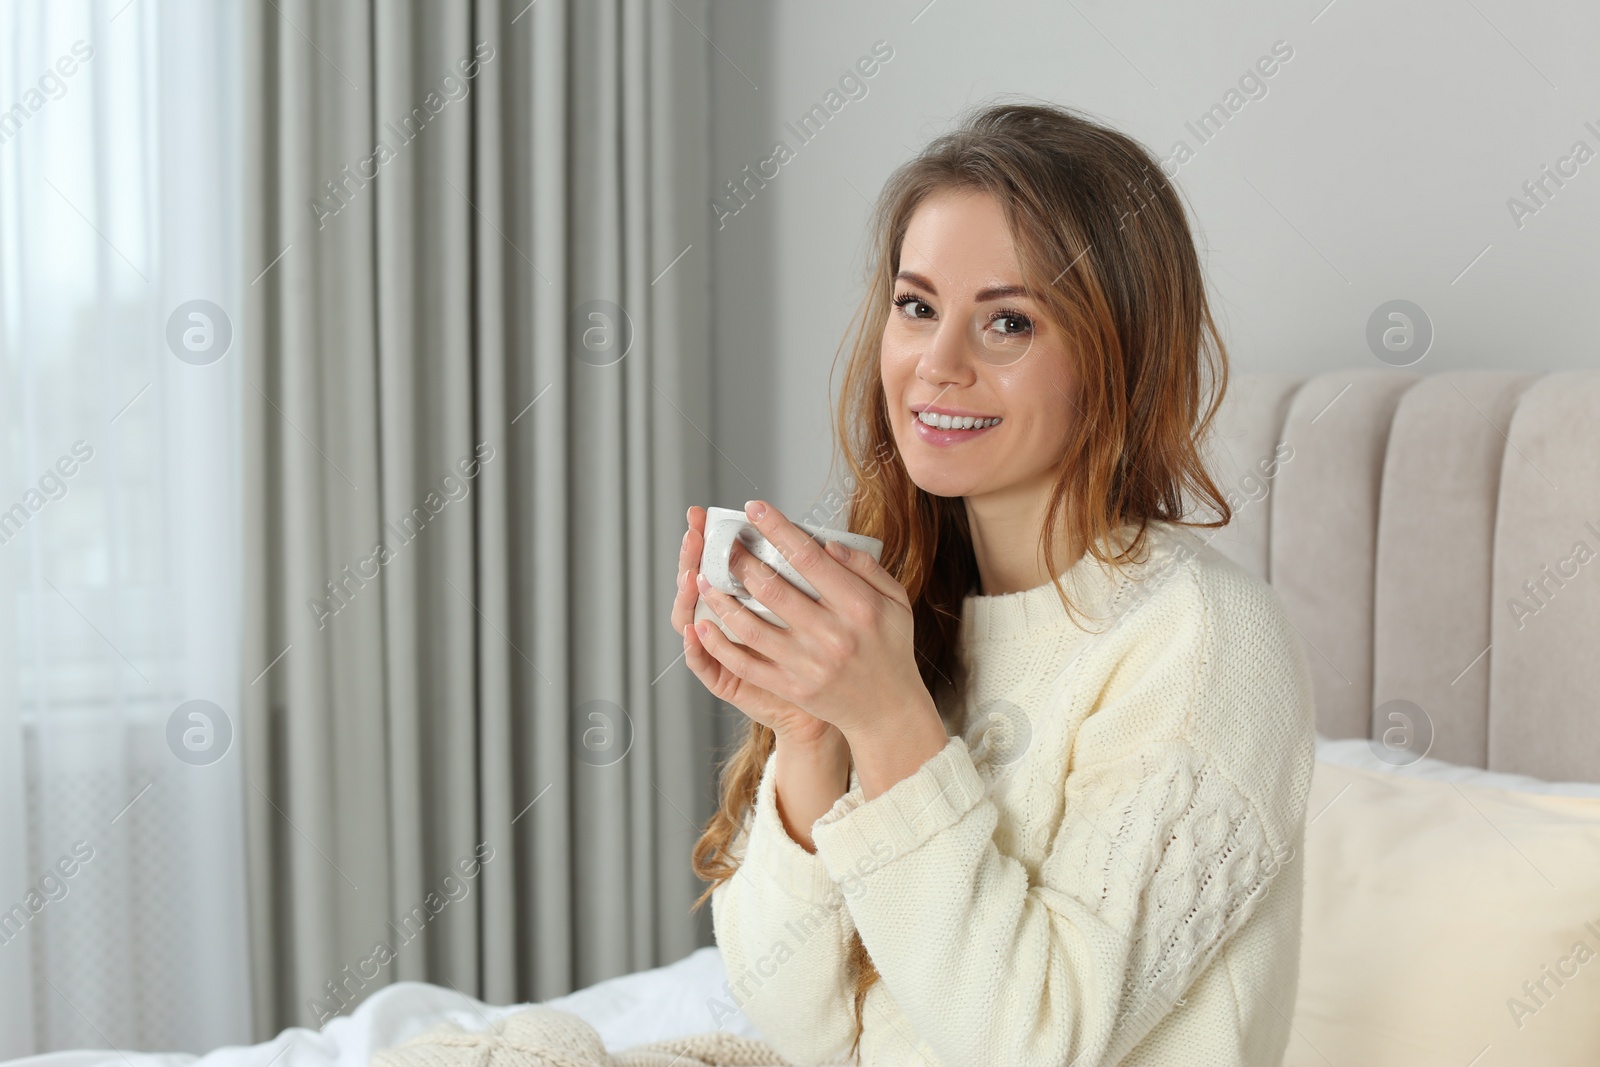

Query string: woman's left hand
693 500 939 741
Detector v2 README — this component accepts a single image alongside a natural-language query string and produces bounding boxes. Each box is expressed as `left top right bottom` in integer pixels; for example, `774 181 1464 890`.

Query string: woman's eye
893 295 933 319
991 313 1032 335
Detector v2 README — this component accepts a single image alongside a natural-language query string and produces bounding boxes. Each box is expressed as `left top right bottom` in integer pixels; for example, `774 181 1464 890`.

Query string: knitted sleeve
808 583 1314 1067
708 746 859 1066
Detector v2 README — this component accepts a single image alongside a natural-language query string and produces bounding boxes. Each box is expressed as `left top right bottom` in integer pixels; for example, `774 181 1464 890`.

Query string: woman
671 101 1316 1067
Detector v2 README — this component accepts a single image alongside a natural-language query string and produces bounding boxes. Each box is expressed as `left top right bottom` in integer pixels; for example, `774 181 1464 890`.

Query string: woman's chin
905 467 984 500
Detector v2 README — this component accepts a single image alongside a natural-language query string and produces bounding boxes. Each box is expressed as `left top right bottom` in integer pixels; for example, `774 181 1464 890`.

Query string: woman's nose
916 317 977 385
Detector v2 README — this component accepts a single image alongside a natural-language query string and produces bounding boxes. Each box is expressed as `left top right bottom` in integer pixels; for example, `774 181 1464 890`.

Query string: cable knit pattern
710 519 1316 1066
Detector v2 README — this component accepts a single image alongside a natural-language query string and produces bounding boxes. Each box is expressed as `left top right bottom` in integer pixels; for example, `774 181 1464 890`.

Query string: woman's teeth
915 410 1001 430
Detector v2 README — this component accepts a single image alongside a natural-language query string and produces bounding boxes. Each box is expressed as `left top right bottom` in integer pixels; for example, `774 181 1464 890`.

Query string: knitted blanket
371 1005 806 1067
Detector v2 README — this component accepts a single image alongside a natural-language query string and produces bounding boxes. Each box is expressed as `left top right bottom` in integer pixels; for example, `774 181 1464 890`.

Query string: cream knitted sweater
710 519 1317 1066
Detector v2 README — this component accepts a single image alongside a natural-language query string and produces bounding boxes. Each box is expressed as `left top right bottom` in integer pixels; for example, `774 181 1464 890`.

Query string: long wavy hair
690 99 1233 1062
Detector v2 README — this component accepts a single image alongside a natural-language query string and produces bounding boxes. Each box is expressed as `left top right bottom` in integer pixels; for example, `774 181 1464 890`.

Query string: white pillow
1313 731 1600 797
1289 738 1600 1066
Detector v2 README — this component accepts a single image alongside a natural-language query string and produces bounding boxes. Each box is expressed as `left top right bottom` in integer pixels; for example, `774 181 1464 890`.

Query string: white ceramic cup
693 505 885 646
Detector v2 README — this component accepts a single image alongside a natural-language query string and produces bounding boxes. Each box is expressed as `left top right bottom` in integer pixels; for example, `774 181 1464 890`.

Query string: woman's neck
964 484 1087 597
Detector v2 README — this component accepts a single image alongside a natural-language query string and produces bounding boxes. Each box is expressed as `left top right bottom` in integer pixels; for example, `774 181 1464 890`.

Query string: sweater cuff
811 735 987 880
741 748 846 905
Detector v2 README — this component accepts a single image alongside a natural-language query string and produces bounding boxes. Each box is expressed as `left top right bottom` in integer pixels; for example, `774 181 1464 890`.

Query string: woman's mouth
911 407 1002 446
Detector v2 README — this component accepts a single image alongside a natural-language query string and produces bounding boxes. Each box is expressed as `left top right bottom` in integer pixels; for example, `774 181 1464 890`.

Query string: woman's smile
910 406 1003 446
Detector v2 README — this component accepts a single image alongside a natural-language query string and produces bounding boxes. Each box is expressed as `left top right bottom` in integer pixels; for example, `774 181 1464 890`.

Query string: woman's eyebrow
974 283 1032 302
894 270 1031 302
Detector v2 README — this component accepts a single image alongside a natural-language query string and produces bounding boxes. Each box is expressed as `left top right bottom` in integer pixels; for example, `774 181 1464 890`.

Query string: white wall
706 0 1600 519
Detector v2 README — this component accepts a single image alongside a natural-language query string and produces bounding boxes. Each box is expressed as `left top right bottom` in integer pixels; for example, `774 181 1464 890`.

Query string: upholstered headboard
1200 369 1600 784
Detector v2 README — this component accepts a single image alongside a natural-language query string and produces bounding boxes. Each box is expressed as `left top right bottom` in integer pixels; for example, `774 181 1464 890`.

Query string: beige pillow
1288 757 1600 1066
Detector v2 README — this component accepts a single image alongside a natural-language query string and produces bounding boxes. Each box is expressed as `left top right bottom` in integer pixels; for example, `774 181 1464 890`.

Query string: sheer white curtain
0 0 251 1056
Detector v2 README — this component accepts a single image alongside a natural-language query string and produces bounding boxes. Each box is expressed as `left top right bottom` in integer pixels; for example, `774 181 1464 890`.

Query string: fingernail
696 573 710 591
694 622 710 639
744 500 767 521
827 540 849 561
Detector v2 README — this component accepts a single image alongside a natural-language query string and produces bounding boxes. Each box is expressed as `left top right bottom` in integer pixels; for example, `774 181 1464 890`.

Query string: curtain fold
240 0 716 1037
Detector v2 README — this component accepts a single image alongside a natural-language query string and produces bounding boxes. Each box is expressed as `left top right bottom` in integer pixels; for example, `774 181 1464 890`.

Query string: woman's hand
675 506 839 748
689 500 940 742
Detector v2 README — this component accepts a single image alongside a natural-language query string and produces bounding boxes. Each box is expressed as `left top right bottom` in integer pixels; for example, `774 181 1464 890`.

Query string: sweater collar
959 519 1171 645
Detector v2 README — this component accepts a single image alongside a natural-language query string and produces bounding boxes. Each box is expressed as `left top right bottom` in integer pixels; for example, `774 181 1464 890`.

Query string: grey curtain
239 0 717 1038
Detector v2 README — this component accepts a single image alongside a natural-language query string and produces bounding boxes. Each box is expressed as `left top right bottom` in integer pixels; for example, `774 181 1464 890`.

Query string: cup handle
700 516 749 597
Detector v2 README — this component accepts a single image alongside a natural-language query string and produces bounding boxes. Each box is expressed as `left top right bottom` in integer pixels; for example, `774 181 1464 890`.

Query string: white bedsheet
2 947 760 1067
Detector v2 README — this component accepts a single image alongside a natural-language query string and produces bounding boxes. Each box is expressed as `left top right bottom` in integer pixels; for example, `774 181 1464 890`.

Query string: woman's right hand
674 506 841 749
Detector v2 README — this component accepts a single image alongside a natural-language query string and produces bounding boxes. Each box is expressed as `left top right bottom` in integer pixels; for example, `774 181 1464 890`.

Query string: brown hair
690 99 1232 1062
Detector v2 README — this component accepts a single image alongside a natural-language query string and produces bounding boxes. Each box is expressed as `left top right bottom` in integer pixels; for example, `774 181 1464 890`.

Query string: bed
1 945 757 1067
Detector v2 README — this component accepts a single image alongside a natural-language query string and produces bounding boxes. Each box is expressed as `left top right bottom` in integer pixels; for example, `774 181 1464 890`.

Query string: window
0 0 250 1055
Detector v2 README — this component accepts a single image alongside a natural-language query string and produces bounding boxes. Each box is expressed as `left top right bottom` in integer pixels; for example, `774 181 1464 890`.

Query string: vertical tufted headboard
1198 370 1600 785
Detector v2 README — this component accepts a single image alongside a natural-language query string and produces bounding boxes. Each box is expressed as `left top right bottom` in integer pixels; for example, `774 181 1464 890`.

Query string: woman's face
880 187 1076 503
